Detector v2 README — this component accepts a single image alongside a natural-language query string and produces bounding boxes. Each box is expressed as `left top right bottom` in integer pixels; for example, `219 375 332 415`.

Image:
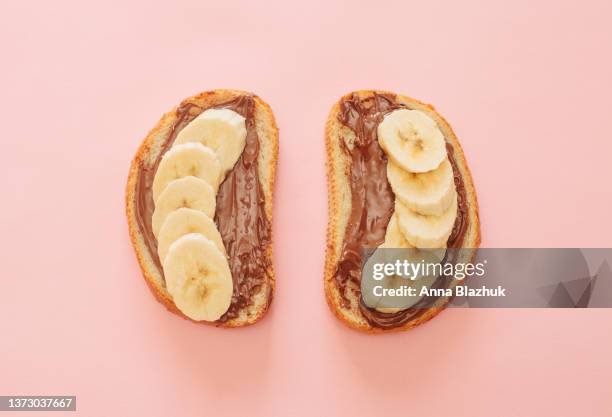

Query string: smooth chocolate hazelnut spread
334 92 468 329
134 94 271 323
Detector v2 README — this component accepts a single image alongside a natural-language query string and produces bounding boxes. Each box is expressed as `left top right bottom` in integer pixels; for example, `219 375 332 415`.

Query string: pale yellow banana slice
387 158 455 216
380 213 413 249
374 277 418 313
374 272 439 313
380 216 446 270
361 247 395 309
363 230 442 312
374 237 444 313
163 233 233 321
157 208 226 263
151 176 216 238
395 196 457 248
152 143 222 202
378 109 446 173
174 108 247 174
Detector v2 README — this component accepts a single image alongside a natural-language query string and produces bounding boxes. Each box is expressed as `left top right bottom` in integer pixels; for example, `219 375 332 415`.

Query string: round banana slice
152 143 222 202
380 213 413 249
157 208 226 263
395 196 457 249
174 108 247 174
361 247 395 309
374 277 419 313
379 212 446 262
375 218 445 312
152 176 216 238
375 272 439 314
387 158 456 216
378 109 446 173
163 233 233 322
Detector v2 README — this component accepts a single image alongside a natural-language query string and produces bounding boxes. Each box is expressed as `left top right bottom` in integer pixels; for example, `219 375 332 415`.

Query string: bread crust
324 90 481 333
126 89 278 327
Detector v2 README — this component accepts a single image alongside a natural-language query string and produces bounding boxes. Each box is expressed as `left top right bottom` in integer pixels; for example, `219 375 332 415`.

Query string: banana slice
387 158 455 216
381 215 447 271
174 108 247 174
157 208 226 263
361 247 395 309
378 109 446 173
362 247 440 313
374 230 445 313
375 272 439 313
395 196 457 248
163 233 233 322
374 276 420 313
381 213 412 249
152 143 222 202
151 176 216 238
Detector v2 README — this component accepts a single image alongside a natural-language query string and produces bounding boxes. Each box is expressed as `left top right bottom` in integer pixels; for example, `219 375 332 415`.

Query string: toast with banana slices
126 89 278 327
324 90 480 333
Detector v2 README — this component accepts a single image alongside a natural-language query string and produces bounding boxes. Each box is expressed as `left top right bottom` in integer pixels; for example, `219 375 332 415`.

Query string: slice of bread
126 89 278 327
324 90 481 333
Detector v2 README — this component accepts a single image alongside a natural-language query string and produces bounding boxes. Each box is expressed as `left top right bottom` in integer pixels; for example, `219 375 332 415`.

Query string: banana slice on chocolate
151 176 216 238
378 109 446 173
174 108 247 174
152 143 223 202
157 208 226 263
380 213 412 249
375 216 445 313
387 158 455 216
163 233 233 322
375 274 439 313
362 246 442 313
361 248 395 310
395 197 457 249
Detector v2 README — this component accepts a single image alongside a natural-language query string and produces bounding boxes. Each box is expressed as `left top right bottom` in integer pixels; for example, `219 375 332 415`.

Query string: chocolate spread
334 92 468 329
134 94 271 323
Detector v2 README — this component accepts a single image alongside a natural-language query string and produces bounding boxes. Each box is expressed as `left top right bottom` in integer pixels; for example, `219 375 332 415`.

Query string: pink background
1 1 611 416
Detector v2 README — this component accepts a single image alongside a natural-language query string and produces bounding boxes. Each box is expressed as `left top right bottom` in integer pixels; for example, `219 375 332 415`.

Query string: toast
126 89 278 327
324 90 480 333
